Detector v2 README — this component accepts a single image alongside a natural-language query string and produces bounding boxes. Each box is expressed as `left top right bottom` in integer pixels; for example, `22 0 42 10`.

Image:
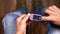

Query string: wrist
16 30 26 34
53 21 60 26
50 21 60 29
16 30 24 34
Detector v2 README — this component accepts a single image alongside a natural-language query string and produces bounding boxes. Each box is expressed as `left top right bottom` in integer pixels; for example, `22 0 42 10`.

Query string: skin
16 5 60 34
42 5 60 25
16 14 29 34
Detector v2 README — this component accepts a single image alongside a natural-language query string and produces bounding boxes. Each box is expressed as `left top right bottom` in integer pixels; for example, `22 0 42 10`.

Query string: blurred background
0 0 60 34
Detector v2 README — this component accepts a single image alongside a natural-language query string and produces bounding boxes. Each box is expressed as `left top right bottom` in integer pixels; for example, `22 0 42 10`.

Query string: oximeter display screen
33 15 41 20
29 14 42 21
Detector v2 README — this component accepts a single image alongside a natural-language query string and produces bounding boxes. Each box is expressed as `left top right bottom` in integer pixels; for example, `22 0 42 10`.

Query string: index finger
42 16 53 21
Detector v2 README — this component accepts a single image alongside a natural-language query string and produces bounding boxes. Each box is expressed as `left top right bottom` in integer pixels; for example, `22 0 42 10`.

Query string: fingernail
27 13 30 16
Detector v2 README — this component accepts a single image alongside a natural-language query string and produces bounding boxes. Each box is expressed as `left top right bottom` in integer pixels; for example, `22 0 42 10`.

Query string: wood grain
0 0 60 34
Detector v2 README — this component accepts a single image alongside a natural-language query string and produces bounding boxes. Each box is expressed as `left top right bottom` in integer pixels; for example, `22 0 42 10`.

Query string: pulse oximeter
29 14 42 21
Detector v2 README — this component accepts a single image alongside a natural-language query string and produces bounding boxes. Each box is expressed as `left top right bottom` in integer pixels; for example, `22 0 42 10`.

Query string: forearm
16 30 26 34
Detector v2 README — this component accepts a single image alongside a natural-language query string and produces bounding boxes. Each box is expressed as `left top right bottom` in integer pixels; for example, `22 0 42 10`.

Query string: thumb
42 16 52 21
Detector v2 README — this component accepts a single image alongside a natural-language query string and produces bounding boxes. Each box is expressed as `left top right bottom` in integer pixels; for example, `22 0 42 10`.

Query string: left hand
42 5 60 25
16 14 29 34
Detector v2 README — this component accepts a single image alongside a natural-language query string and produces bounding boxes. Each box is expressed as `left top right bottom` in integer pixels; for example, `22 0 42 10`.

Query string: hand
16 14 29 34
42 5 60 25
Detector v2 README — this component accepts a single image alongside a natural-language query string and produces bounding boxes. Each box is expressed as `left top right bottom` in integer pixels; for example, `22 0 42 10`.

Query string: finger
20 14 30 29
16 14 26 25
21 13 30 24
52 5 60 13
42 16 52 21
52 5 59 10
45 9 54 15
48 5 59 13
27 21 31 25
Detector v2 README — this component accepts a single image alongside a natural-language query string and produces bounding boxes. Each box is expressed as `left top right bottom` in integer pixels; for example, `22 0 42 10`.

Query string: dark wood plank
0 0 16 34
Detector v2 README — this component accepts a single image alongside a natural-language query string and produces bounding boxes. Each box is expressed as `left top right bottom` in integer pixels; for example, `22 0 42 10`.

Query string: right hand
42 5 60 25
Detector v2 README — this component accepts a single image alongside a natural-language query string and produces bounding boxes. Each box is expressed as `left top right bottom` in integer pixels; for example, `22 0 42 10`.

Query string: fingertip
52 5 56 7
42 16 46 20
42 16 49 21
52 5 59 9
27 13 30 16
